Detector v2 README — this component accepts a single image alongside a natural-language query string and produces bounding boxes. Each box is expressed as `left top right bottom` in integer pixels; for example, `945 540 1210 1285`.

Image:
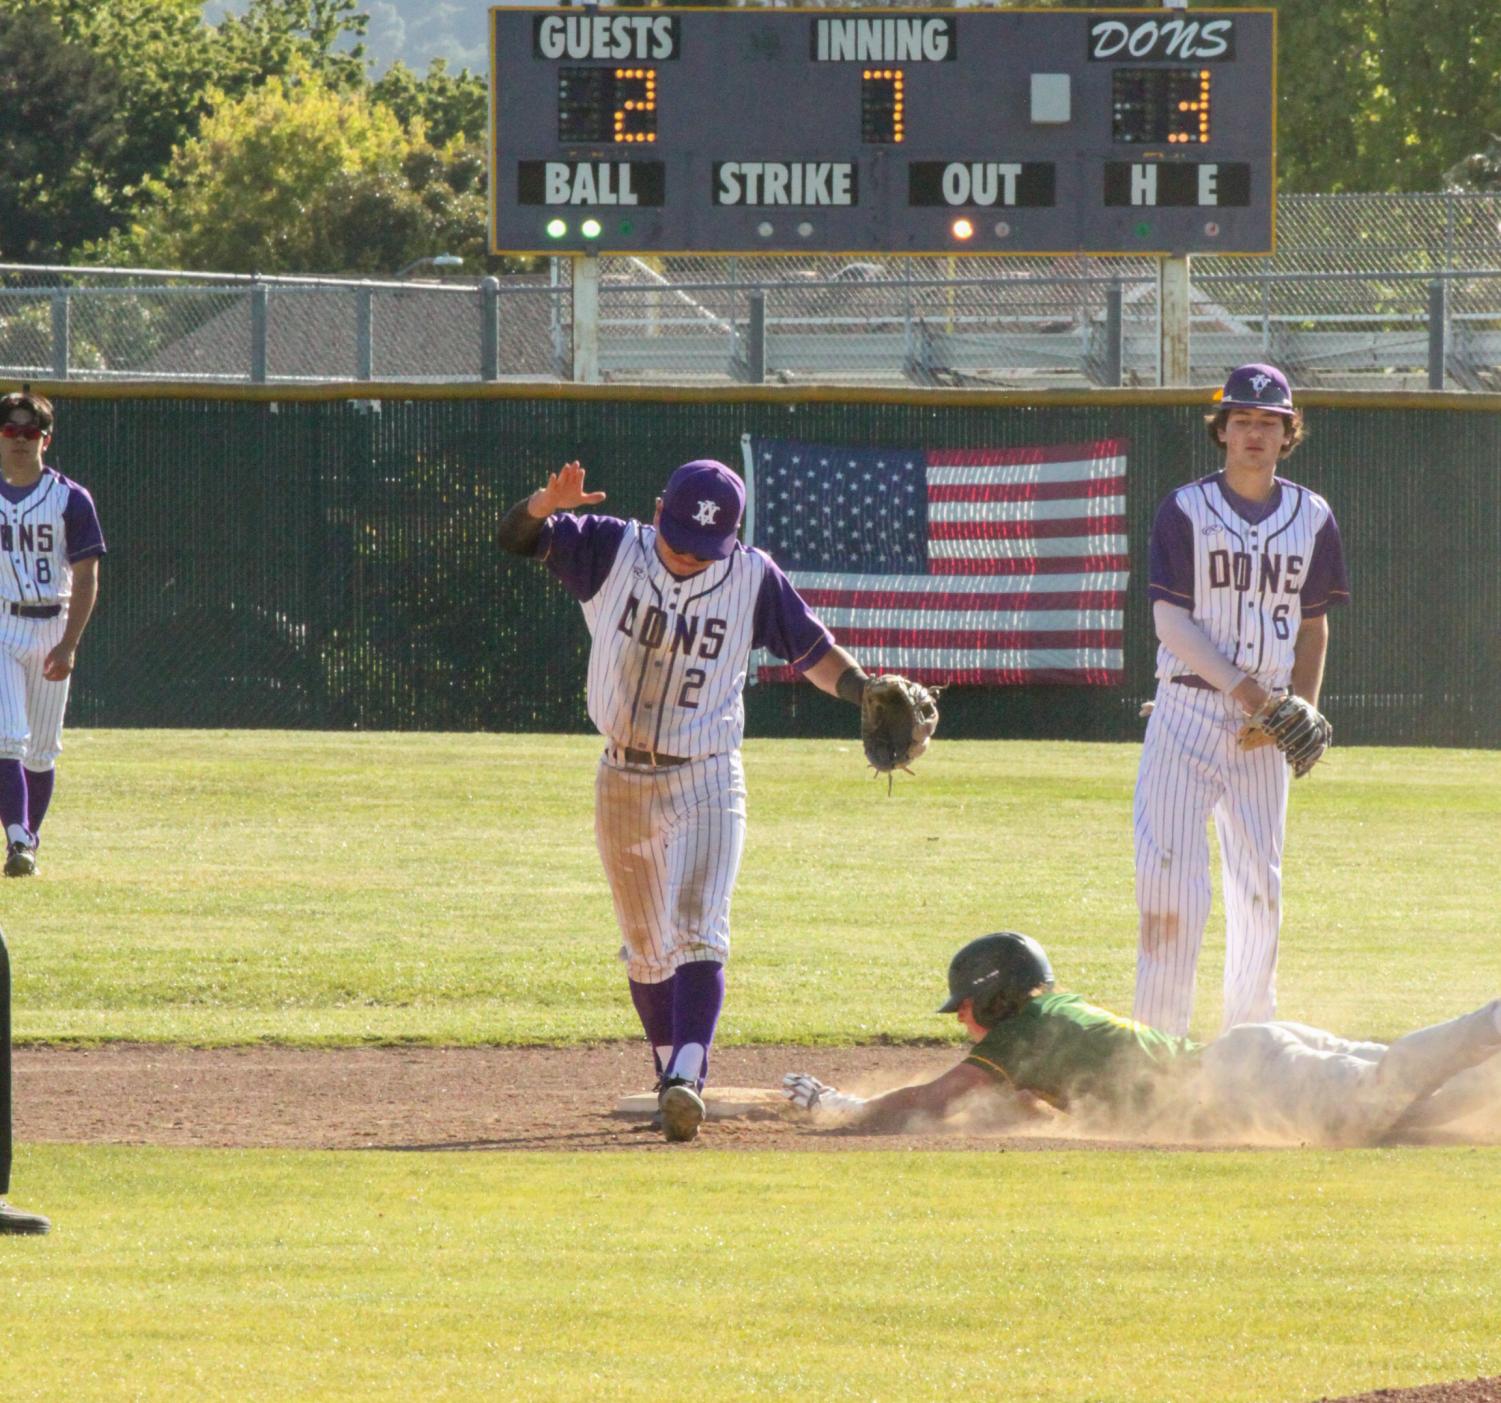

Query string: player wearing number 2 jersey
1133 365 1349 1037
0 389 106 879
498 458 877 1141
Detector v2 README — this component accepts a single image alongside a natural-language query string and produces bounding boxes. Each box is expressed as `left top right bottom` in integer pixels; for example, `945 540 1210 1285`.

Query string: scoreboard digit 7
489 7 1275 257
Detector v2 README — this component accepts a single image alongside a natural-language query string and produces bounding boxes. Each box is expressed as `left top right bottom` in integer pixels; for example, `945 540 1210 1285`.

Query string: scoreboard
489 7 1276 257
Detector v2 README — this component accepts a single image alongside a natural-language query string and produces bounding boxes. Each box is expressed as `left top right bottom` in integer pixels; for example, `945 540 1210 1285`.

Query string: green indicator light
545 218 568 239
618 219 634 236
1134 221 1152 238
581 218 603 239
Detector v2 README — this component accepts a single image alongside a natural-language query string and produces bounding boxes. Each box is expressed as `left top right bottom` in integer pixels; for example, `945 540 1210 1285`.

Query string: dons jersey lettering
0 467 107 604
537 513 831 757
1147 473 1349 689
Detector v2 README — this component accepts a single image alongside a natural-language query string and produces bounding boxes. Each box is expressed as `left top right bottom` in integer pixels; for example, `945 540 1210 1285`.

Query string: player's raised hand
531 460 607 516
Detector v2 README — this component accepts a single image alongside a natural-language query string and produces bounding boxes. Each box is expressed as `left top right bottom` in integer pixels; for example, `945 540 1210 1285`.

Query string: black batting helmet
937 932 1055 1024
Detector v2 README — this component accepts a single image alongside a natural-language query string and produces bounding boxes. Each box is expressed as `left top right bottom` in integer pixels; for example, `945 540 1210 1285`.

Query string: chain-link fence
4 193 1501 389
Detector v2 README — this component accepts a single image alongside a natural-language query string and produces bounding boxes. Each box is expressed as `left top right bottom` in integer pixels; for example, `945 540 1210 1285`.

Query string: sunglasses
1 423 45 440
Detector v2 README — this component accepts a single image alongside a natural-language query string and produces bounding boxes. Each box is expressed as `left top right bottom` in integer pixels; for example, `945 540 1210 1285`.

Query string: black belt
1169 674 1217 690
619 747 692 768
8 602 61 619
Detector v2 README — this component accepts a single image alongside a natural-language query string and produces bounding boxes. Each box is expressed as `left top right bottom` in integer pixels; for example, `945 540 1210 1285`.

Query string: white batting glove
781 1073 867 1118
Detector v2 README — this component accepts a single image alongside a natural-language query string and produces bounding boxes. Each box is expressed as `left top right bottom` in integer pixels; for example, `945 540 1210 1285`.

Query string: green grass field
4 731 1501 1401
8 731 1500 1045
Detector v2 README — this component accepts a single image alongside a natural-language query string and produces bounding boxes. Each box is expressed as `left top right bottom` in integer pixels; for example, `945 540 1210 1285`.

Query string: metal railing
4 193 1501 389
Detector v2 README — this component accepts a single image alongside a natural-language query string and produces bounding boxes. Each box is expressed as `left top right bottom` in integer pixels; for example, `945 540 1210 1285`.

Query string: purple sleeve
751 552 834 671
1300 514 1351 617
537 513 628 603
63 482 106 561
1145 495 1195 608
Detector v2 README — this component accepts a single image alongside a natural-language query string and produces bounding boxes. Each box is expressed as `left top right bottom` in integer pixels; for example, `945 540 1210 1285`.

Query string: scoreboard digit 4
490 7 1275 257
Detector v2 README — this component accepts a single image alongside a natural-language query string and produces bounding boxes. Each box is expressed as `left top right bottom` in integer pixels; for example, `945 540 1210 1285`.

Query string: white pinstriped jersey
1148 474 1348 691
0 466 106 604
539 515 830 758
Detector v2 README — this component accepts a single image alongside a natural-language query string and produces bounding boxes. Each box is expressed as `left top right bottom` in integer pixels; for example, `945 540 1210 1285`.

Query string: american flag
742 435 1129 686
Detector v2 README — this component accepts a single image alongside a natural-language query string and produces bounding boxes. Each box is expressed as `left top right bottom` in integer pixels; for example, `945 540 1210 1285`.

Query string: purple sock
666 960 725 1089
629 976 676 1078
0 760 27 838
24 767 53 837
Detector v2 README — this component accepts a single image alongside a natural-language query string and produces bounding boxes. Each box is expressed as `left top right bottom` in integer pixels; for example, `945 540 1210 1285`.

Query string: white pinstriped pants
594 749 748 984
1197 1001 1501 1146
1133 679 1290 1037
0 608 70 768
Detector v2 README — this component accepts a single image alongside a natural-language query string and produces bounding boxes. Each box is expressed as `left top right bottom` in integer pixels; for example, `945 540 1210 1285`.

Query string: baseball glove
860 674 940 789
1237 692 1332 778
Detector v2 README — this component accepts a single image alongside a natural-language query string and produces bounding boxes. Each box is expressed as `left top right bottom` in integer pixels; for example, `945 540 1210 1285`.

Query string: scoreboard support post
1158 254 1191 386
573 255 601 384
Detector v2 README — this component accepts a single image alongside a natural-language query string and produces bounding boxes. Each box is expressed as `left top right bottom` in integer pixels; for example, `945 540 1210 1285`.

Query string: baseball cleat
4 840 36 878
0 1201 52 1235
658 1078 706 1143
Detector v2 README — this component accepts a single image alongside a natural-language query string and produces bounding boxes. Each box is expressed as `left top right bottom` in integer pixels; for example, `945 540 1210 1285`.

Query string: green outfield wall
36 382 1501 747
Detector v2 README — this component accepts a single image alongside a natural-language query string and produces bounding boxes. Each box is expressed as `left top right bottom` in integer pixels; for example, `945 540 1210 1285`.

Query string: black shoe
4 840 35 878
0 1201 51 1235
657 1076 706 1143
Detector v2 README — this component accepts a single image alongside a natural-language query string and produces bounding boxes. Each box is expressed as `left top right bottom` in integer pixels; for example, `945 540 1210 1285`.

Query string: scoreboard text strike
489 7 1276 257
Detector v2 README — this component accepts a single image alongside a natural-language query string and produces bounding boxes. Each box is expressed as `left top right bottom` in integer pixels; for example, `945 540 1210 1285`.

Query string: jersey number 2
678 667 706 709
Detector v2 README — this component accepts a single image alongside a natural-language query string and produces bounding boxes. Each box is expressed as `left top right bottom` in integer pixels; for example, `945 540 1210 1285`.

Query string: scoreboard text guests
490 7 1276 257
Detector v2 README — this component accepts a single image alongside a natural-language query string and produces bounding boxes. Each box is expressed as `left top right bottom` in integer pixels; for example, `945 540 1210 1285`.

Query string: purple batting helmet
1216 363 1295 415
657 459 745 561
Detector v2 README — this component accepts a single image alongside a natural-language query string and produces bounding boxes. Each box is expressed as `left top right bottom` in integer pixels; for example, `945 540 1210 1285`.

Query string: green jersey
965 993 1202 1115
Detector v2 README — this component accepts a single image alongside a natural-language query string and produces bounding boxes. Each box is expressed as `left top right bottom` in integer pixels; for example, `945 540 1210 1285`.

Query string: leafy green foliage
96 69 445 274
208 0 369 95
371 58 488 147
1274 0 1501 192
0 7 125 260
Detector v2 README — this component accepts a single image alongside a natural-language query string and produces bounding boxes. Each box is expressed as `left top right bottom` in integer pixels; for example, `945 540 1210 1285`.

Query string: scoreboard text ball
489 7 1275 257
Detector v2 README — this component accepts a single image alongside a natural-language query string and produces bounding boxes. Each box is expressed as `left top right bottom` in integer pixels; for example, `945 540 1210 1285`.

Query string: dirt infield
14 1041 1018 1152
13 1041 1501 1403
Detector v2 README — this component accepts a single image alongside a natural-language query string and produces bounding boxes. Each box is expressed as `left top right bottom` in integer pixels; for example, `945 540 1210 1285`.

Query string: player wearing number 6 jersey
498 458 876 1142
1133 365 1349 1037
0 389 106 879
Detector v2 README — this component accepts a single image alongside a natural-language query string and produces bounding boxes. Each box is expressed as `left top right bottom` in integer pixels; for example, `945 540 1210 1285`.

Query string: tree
370 59 488 148
0 7 125 260
94 68 509 275
100 68 404 272
0 0 381 263
209 0 370 96
1274 0 1501 192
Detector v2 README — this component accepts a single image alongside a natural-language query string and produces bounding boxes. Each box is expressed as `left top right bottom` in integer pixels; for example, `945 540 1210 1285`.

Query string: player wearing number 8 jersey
1133 365 1349 1037
0 389 106 879
498 458 877 1141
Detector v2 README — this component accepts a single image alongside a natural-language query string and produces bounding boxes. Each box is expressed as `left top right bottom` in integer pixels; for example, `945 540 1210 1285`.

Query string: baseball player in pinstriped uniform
499 458 877 1142
1133 365 1349 1037
0 390 106 879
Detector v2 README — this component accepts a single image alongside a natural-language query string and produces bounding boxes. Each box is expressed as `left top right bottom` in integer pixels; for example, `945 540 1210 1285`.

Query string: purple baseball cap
657 459 745 560
1216 363 1295 415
